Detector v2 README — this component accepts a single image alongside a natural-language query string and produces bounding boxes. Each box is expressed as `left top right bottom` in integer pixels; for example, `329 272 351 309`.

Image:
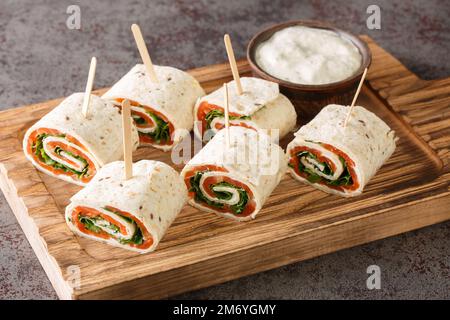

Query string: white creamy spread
255 26 362 85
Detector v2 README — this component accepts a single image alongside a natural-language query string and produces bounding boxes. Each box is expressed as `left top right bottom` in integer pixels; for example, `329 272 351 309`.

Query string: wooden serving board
0 36 449 300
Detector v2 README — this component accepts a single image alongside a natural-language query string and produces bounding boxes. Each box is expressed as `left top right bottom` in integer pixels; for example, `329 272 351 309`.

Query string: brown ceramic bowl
247 20 371 122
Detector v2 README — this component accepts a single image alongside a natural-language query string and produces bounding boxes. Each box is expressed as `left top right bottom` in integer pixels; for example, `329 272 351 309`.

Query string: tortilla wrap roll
102 64 205 151
23 93 139 186
65 160 187 253
194 77 297 142
287 104 397 197
181 126 287 221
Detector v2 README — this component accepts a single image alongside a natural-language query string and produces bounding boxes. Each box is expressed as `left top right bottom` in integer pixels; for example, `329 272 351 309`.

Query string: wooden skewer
223 83 230 148
224 34 243 95
81 57 97 118
343 68 368 128
131 24 158 83
121 99 133 180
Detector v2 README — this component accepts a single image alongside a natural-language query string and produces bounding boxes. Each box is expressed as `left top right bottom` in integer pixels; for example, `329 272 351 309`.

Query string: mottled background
0 0 449 299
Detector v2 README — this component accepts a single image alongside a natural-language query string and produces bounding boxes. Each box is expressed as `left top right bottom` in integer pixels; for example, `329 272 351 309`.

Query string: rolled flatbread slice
194 77 297 142
23 93 139 186
65 160 187 253
181 126 287 221
102 64 205 151
287 104 397 197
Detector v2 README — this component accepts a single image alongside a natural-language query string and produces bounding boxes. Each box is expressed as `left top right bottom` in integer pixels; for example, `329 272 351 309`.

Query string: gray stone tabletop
0 0 449 299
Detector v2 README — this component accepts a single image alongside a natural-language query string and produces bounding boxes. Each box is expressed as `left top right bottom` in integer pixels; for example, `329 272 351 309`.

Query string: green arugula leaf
131 228 143 245
204 109 251 130
303 168 323 183
327 160 353 186
140 110 171 144
133 116 146 125
79 216 102 233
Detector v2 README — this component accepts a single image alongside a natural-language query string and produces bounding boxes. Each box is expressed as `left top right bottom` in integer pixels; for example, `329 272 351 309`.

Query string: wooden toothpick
121 99 133 180
131 24 158 83
82 57 97 118
223 83 231 148
343 68 368 128
224 34 243 95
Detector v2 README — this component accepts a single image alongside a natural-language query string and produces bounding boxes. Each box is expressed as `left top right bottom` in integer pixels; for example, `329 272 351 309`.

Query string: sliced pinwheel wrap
194 77 297 142
102 64 205 151
65 160 187 253
23 93 139 186
181 126 287 221
287 104 397 197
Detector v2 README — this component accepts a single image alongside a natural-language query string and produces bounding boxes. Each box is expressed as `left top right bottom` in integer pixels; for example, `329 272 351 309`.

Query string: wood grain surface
0 36 449 300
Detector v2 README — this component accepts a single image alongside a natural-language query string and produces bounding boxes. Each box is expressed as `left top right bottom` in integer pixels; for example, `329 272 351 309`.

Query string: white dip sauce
255 26 362 85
